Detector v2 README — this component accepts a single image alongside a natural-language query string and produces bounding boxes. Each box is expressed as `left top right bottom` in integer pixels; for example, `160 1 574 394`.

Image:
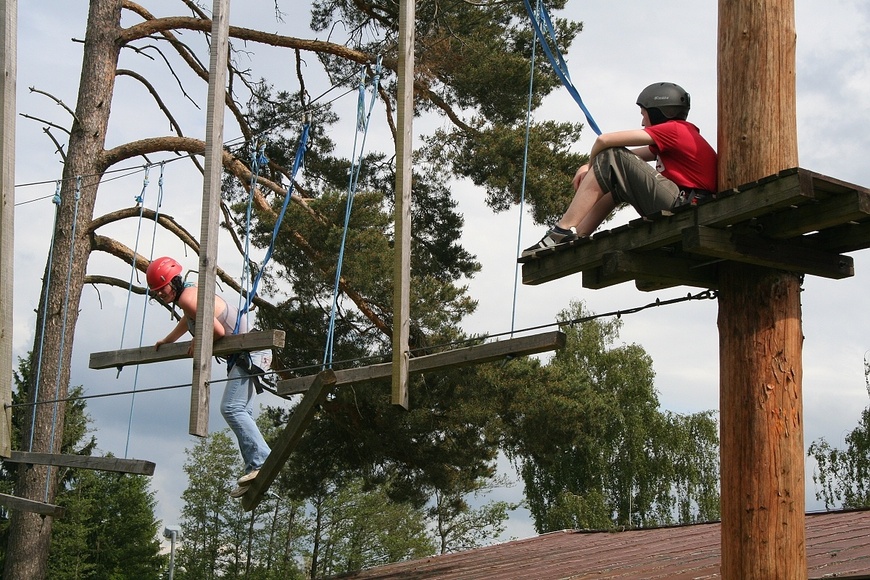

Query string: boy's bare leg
574 193 616 236
555 170 609 233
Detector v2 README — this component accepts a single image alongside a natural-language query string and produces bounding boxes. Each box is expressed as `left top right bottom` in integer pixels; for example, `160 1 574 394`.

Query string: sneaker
237 469 260 485
230 484 250 499
520 226 578 258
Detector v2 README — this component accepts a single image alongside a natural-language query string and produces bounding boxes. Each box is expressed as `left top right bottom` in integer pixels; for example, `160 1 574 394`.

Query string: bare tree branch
116 69 186 136
28 86 81 126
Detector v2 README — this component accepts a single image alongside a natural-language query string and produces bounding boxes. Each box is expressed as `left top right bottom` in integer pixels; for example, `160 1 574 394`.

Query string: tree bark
717 0 805 578
4 1 123 578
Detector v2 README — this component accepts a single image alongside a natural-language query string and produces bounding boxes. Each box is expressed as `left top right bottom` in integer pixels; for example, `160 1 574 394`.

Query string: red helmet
146 256 183 291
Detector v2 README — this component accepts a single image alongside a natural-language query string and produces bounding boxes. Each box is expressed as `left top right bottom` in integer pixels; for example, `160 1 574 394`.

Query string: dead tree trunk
3 1 123 577
717 0 805 578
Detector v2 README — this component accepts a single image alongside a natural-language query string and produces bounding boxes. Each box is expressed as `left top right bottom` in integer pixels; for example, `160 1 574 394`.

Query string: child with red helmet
147 257 271 498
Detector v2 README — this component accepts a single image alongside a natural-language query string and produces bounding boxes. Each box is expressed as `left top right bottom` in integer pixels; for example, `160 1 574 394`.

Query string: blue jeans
221 365 271 473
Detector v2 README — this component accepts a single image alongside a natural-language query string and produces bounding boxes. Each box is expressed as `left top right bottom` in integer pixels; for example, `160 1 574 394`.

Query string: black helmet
636 82 691 121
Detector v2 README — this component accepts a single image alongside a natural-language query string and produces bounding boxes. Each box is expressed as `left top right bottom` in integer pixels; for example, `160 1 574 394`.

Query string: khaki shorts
591 147 680 216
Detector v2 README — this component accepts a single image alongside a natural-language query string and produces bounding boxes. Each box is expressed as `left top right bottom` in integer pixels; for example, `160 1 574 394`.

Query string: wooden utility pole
190 0 230 436
391 0 414 409
0 0 16 458
718 0 806 578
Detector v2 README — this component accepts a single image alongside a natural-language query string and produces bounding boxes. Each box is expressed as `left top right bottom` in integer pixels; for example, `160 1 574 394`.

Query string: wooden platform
276 331 567 396
520 168 869 290
88 329 285 370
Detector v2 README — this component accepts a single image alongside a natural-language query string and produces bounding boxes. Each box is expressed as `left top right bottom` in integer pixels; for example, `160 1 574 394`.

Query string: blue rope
125 162 166 458
235 124 311 332
512 0 542 335
522 0 602 135
118 166 151 361
323 57 382 367
28 182 62 453
235 142 268 334
44 176 82 500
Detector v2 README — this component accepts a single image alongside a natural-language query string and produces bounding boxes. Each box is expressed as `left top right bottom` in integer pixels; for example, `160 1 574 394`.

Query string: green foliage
496 301 720 533
0 355 163 578
430 474 518 554
307 478 434 578
48 470 165 579
809 406 870 509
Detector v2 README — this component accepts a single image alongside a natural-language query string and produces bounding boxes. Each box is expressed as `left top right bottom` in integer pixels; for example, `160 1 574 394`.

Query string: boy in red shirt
521 82 717 258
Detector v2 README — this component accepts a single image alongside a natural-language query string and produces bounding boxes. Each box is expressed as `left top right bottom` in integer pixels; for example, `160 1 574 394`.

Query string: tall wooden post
391 0 414 409
0 0 16 458
190 0 230 436
718 0 806 578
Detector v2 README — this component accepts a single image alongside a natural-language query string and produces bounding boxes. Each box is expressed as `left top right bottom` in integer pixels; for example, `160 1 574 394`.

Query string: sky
8 0 870 548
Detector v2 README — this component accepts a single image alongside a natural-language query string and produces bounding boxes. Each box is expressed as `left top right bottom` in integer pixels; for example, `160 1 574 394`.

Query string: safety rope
522 0 601 135
512 0 542 335
234 122 311 333
124 162 166 458
28 182 63 453
323 57 383 367
235 141 268 334
44 176 83 500
118 166 151 361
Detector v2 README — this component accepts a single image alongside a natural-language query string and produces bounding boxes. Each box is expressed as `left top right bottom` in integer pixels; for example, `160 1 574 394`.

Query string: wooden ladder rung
0 492 65 517
4 451 156 476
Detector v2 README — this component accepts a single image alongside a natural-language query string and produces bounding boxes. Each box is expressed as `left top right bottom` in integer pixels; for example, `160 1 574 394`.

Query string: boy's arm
589 129 655 162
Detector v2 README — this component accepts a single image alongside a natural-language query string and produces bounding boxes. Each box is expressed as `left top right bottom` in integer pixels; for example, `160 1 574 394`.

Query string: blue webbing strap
522 0 602 135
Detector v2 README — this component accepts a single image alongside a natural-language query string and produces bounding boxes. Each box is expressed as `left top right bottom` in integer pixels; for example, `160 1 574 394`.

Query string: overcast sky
10 0 870 545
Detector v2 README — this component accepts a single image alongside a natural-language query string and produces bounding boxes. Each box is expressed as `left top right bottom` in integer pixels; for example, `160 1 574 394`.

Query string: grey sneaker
521 226 578 258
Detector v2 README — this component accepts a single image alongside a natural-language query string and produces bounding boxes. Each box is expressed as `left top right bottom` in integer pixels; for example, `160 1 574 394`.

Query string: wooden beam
391 0 415 410
0 0 16 459
683 226 853 279
0 493 64 518
189 0 231 437
718 0 806 575
88 330 285 370
4 451 155 476
754 188 870 239
277 331 566 396
241 370 337 511
582 250 719 291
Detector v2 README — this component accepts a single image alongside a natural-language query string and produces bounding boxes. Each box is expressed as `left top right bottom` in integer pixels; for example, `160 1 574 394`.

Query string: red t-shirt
644 120 718 193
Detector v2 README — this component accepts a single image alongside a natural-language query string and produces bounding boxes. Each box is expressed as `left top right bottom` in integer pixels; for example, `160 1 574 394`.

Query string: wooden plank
277 331 566 396
683 226 853 279
4 451 155 476
391 0 415 410
582 251 719 291
88 329 285 370
808 221 870 254
0 493 65 518
0 0 15 459
241 370 337 511
754 189 870 239
522 169 813 285
189 0 232 437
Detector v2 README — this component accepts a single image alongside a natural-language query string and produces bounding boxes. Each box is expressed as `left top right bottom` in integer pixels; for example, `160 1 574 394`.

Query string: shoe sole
230 485 250 498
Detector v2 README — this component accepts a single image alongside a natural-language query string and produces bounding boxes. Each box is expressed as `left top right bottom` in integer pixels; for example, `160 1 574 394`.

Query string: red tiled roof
335 510 870 579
